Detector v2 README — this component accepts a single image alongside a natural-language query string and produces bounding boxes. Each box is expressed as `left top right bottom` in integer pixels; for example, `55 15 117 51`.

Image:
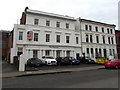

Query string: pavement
1 64 104 78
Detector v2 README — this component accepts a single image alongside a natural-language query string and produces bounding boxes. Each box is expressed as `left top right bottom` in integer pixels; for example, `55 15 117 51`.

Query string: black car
64 57 80 65
79 56 95 64
56 57 70 65
27 58 44 67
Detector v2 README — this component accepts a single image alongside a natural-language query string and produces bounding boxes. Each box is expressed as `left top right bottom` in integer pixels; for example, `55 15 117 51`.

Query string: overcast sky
0 0 119 31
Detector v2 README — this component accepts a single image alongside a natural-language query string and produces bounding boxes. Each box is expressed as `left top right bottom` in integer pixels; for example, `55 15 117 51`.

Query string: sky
0 0 119 31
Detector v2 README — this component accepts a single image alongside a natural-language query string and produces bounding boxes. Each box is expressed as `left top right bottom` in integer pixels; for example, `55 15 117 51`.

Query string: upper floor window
76 37 79 44
90 35 93 43
102 27 104 33
34 19 39 25
110 29 113 34
89 25 92 31
56 35 60 43
46 20 50 26
66 23 69 29
108 37 111 44
56 22 60 28
103 36 105 44
96 36 99 43
111 37 114 44
19 32 23 40
34 33 38 41
86 34 89 42
107 28 110 34
66 36 70 43
85 25 88 30
46 34 50 42
95 26 98 32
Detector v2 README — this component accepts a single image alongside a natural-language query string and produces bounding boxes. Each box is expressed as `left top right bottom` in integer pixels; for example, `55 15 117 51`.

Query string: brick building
115 30 120 58
0 30 10 60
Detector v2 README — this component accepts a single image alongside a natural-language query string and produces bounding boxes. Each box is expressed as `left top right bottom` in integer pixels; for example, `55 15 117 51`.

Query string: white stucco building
10 7 82 64
76 18 117 60
10 7 117 65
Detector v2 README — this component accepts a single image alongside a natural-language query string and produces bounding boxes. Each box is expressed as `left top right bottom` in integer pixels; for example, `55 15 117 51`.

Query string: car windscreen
109 59 116 61
45 57 54 59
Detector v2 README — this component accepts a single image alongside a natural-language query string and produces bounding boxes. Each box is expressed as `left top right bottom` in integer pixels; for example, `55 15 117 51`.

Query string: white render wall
10 13 81 63
79 21 117 61
26 14 75 30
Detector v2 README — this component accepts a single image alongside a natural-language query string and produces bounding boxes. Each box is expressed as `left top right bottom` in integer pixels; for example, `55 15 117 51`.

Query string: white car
41 56 57 65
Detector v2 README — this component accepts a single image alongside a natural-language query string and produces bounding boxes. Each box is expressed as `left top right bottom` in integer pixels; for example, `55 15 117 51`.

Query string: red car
105 59 120 69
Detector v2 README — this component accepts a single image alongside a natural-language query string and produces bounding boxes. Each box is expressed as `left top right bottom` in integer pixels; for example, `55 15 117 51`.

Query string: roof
115 30 120 32
79 18 116 27
25 8 76 21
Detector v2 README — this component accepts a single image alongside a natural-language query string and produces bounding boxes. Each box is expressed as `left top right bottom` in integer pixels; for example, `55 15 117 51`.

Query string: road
2 68 118 88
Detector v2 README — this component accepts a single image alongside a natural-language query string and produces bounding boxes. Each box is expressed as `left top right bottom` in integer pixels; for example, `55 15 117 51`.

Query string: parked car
41 56 57 65
64 57 80 65
96 57 108 64
79 56 95 64
56 57 70 65
105 59 120 69
27 58 43 67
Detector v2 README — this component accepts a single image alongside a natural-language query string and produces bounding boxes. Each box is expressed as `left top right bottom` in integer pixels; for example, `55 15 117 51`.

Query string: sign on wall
27 31 33 40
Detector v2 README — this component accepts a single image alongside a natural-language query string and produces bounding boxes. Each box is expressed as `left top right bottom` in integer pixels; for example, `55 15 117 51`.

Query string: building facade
10 7 82 64
76 18 117 60
0 30 10 60
10 7 118 64
115 30 120 58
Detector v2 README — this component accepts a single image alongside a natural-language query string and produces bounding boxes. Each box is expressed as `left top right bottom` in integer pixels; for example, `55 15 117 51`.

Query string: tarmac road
2 68 118 88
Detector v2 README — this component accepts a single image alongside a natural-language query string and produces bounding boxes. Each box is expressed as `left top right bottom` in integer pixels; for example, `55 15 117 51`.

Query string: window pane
66 36 70 43
56 22 60 27
19 32 23 40
33 50 38 58
90 35 92 43
102 27 104 33
34 33 38 41
107 28 109 33
34 19 39 25
85 25 88 30
66 23 69 29
86 34 89 42
56 35 60 43
95 26 98 32
46 34 50 42
76 37 79 44
89 25 92 31
46 20 50 26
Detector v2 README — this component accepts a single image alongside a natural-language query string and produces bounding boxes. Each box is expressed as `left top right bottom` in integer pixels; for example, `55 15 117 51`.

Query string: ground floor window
56 50 60 57
33 50 38 58
66 51 70 57
45 50 50 56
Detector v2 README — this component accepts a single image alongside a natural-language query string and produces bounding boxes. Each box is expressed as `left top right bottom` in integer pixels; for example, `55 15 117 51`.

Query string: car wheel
70 62 73 65
115 65 119 69
105 67 108 69
85 61 88 64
